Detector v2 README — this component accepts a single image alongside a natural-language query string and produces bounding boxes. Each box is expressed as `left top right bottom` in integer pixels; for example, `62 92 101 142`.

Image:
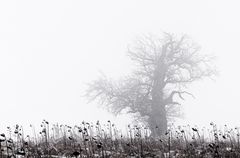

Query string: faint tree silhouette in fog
85 33 217 137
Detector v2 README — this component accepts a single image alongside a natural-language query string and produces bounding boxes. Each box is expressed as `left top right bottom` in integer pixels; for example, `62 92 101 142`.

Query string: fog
0 0 240 131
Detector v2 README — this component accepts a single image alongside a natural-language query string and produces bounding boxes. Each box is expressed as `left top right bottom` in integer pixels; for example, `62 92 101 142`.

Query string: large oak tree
85 33 216 137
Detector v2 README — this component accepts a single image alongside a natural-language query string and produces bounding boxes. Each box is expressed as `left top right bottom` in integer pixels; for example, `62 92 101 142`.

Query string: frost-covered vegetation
0 120 239 157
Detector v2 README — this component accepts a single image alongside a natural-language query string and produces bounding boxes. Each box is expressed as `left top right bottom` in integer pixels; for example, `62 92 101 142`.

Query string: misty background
0 0 239 131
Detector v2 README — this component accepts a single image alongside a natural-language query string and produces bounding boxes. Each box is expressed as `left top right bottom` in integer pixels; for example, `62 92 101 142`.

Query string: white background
0 0 239 132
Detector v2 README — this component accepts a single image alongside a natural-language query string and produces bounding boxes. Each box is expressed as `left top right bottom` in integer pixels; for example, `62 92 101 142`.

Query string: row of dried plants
0 121 240 157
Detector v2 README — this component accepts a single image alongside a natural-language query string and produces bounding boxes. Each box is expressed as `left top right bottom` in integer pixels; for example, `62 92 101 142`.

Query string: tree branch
163 90 194 106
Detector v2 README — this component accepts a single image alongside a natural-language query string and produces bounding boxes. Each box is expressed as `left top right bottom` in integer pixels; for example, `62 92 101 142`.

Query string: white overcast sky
0 0 240 130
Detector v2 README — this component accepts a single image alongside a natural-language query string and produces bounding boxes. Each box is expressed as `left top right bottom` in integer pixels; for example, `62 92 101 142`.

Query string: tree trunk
148 104 167 137
148 61 168 137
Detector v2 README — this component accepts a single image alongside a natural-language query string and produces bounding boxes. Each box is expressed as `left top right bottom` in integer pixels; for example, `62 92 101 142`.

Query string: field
0 120 240 158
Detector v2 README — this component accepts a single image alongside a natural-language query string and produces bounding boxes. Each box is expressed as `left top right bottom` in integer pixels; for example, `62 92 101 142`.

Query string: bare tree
85 33 217 137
